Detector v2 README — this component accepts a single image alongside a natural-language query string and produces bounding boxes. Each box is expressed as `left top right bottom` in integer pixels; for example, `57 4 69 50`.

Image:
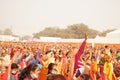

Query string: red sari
61 55 68 80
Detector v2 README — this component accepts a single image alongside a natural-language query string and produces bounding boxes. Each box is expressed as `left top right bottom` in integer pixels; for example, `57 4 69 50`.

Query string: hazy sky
0 0 120 36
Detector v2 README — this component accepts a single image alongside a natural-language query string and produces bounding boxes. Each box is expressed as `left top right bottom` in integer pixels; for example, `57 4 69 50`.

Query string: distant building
94 29 120 43
106 29 120 39
39 37 61 42
0 35 19 41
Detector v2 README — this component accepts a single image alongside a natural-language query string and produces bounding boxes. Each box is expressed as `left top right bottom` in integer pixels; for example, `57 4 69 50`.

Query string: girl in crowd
48 63 58 75
10 63 19 80
18 64 40 80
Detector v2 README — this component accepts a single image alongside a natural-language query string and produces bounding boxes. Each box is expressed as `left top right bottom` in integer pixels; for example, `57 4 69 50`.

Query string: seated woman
18 64 40 80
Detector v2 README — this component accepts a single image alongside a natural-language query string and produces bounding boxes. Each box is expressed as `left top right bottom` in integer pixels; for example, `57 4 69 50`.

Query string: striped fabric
74 40 86 74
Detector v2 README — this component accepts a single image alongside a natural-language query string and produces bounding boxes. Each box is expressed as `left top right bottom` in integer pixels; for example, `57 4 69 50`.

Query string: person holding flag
72 33 88 80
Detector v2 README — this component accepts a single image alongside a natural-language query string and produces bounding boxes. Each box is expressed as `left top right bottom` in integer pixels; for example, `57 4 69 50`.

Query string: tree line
0 23 116 39
0 28 12 35
33 23 115 39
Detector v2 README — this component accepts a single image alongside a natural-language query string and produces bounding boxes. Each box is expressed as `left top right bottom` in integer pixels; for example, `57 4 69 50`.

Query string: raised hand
85 33 88 40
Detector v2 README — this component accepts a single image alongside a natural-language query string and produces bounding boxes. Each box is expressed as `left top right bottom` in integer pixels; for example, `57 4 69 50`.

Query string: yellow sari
104 62 113 80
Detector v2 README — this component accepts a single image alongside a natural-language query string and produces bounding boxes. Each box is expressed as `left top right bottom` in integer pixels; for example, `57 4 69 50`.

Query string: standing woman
104 56 116 80
18 64 40 80
38 52 49 80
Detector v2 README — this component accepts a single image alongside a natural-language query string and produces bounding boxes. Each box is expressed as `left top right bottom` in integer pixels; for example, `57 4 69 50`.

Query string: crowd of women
0 36 120 80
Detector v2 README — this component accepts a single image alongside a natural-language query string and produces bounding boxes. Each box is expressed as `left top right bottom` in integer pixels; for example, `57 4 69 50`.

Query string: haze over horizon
0 0 120 36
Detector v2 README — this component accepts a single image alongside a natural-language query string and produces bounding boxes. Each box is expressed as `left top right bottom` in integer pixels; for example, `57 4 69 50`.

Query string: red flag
74 40 87 73
62 55 67 76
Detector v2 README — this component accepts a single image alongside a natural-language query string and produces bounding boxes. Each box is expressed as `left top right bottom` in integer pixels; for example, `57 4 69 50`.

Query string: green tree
33 33 40 39
33 23 100 39
0 30 2 34
88 29 99 38
99 29 116 36
67 23 89 38
3 28 12 35
20 35 31 40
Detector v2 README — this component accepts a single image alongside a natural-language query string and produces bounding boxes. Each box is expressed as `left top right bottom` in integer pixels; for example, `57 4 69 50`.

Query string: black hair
18 64 38 80
59 49 62 53
81 74 90 80
105 45 108 48
110 49 113 54
48 63 55 74
47 74 66 80
11 63 19 69
75 69 81 78
46 50 52 55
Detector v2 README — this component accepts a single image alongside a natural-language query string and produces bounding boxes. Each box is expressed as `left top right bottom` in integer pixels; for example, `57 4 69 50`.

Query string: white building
94 29 120 44
0 35 19 41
